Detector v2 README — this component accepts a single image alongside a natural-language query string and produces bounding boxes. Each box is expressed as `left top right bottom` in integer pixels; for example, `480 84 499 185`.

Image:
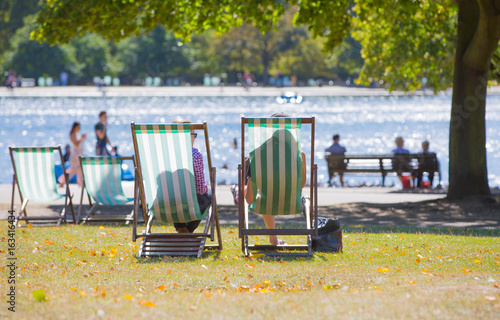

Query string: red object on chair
402 176 411 189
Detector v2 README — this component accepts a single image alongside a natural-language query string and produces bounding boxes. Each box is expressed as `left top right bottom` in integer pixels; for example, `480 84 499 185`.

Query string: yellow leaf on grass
157 285 166 291
262 280 271 287
306 281 313 286
140 300 156 307
474 260 482 264
93 285 99 293
422 269 430 273
70 287 77 291
124 294 133 300
462 269 472 273
99 226 105 229
79 291 87 297
377 268 389 273
62 270 66 275
90 250 96 256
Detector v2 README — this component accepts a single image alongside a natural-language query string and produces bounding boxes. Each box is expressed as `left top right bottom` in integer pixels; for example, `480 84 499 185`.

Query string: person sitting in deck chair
232 112 307 246
172 119 212 233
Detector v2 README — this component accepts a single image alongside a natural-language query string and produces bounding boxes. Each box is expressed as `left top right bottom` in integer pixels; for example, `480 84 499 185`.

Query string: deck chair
131 122 222 258
78 156 135 224
238 117 318 256
9 146 76 226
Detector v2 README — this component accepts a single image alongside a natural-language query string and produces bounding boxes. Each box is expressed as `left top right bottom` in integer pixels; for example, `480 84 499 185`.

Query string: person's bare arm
301 152 307 189
96 128 106 140
244 178 254 204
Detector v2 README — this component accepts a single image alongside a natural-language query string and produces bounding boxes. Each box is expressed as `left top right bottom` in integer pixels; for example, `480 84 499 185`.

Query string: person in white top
58 121 87 187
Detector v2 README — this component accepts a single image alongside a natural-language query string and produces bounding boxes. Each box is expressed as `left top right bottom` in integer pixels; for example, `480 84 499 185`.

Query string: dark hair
333 134 340 140
270 112 290 118
70 121 80 135
99 111 107 118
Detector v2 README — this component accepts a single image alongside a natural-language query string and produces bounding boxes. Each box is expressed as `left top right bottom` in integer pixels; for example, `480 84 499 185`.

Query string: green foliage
2 15 79 80
0 0 41 54
115 26 190 79
70 33 120 83
352 0 457 92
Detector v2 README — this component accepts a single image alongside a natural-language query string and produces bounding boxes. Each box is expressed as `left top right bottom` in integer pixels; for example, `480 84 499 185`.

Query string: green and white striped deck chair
78 156 135 224
131 122 222 258
9 146 76 226
238 117 318 256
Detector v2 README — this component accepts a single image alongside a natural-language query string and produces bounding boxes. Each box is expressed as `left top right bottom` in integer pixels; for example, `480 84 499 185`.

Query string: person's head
99 111 107 123
422 140 430 151
65 144 70 152
173 119 196 145
395 136 404 147
333 134 340 142
70 121 80 135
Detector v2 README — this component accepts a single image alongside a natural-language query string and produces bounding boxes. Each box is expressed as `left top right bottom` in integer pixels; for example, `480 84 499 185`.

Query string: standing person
95 111 111 156
391 136 412 188
325 134 347 187
416 140 437 188
58 122 86 187
172 119 211 233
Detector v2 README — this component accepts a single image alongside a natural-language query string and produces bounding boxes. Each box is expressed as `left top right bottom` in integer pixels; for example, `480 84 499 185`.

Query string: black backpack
312 217 343 253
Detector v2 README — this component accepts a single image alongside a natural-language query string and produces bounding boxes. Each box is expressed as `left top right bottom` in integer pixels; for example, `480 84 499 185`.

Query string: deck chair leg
16 199 29 226
138 214 154 258
81 204 99 224
244 235 249 257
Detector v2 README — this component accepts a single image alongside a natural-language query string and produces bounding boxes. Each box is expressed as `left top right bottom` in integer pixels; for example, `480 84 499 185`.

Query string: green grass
1 222 499 319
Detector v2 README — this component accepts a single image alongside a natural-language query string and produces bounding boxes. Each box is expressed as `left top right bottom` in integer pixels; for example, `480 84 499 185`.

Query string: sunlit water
1 95 499 187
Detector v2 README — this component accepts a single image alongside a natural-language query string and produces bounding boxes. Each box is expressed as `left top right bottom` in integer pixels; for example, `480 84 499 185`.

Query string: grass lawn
1 222 499 319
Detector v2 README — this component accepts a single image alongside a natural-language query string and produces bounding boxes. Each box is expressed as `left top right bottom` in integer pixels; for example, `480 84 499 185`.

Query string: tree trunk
448 0 498 199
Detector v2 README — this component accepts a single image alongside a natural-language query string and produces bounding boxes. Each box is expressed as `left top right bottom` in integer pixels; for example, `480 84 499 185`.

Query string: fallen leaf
157 285 166 291
139 300 156 307
189 306 198 311
32 289 46 301
124 294 133 300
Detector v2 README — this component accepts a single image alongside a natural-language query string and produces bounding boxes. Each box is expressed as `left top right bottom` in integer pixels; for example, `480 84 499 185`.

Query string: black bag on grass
312 217 343 252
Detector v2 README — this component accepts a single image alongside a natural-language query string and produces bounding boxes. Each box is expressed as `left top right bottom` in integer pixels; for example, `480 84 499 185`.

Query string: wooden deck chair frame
9 146 76 226
78 156 136 225
131 122 223 258
238 117 319 257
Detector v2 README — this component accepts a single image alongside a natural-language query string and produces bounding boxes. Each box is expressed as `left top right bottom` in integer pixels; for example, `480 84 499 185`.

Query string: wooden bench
325 153 441 187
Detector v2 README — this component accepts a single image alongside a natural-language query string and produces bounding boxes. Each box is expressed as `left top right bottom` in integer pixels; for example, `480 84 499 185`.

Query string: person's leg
173 223 189 233
428 172 434 187
397 174 405 187
339 173 344 187
186 220 201 233
416 173 423 188
262 214 281 245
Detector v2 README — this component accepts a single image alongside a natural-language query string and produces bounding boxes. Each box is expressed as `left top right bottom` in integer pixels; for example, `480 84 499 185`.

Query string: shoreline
0 85 466 97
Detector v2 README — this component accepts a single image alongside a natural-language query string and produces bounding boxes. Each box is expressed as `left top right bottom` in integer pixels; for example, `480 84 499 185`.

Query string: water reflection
0 95 499 187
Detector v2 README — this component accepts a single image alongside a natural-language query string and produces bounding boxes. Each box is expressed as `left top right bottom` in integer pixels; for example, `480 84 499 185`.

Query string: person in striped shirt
172 119 211 233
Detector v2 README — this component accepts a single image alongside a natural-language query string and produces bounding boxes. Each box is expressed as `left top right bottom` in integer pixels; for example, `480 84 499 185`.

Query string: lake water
1 94 499 187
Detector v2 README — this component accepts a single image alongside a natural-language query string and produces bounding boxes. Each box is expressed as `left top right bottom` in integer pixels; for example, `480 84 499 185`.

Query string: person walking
95 111 111 156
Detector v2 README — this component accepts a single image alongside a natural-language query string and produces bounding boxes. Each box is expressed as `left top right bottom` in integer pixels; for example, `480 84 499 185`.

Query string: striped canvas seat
81 157 132 205
10 147 75 225
78 156 134 224
133 124 204 224
238 117 319 257
247 118 303 216
131 122 222 258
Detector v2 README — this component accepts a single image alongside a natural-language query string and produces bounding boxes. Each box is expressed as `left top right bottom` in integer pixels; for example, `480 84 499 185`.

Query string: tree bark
448 0 498 199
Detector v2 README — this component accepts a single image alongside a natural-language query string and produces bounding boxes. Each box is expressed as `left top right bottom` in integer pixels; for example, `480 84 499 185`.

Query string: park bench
325 153 441 187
